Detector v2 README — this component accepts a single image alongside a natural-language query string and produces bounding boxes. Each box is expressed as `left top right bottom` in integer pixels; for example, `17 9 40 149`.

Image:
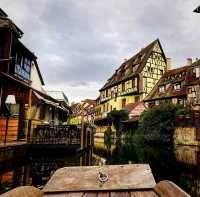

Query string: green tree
138 103 177 143
107 110 129 137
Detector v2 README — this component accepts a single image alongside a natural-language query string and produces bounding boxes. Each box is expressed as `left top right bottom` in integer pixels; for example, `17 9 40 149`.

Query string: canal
93 137 200 197
0 139 199 196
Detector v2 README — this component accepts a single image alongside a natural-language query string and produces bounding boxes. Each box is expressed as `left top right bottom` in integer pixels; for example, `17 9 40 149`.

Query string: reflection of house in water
174 145 199 166
0 148 92 193
94 137 116 152
174 145 200 196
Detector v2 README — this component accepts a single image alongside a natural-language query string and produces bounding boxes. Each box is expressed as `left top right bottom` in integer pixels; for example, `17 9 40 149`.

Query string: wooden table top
43 165 190 197
43 190 158 197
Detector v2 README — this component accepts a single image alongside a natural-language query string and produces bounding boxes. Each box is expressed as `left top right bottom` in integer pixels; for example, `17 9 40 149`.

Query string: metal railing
30 125 80 145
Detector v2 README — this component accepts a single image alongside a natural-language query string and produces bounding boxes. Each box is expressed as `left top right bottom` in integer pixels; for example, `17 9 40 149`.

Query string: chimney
187 58 192 66
166 58 172 71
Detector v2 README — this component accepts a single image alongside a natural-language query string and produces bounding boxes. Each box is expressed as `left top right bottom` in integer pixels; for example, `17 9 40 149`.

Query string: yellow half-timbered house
98 39 168 117
94 39 169 137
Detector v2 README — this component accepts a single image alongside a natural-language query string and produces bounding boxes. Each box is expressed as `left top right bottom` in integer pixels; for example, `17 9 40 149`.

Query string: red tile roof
145 59 200 101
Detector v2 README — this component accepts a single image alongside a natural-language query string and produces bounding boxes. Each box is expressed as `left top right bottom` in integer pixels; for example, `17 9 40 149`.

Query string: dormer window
174 83 181 90
159 85 165 93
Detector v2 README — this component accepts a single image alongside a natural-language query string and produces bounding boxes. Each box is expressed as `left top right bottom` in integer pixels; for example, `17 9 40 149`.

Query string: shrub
107 110 129 137
137 103 177 143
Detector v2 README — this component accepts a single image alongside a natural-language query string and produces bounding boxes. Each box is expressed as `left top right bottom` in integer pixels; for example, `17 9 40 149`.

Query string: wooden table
43 164 190 197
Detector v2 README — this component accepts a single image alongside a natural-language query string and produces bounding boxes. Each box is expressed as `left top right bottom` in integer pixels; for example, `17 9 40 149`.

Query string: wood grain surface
43 164 156 193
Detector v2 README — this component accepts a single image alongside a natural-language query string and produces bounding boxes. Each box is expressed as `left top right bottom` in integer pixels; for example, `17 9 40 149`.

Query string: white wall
30 62 44 92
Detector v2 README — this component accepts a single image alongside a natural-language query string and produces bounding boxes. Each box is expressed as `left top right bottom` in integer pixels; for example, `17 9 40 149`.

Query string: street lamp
4 94 16 144
193 5 200 13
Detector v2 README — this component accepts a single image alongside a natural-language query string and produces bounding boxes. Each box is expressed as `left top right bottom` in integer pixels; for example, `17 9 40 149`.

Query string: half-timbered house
144 58 200 109
95 39 169 137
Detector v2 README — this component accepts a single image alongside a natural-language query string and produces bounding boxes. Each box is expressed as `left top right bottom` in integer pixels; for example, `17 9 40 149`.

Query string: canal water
93 137 200 197
0 147 92 194
0 140 199 196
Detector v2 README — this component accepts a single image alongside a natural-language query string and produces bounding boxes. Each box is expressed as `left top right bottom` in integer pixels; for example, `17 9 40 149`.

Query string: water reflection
0 140 199 196
93 137 200 196
0 148 92 194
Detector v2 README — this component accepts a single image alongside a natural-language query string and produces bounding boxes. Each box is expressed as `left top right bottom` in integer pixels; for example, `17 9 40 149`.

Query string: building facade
94 39 168 137
67 99 96 125
144 58 200 109
0 9 70 142
98 39 168 118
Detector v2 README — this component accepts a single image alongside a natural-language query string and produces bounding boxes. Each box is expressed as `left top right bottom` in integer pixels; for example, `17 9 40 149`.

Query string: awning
33 91 68 112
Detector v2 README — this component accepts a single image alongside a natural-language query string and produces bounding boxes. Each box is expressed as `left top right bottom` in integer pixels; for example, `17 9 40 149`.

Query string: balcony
120 87 137 96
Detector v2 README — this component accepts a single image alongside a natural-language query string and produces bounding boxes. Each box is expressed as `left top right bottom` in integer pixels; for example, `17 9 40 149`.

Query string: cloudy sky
1 1 200 103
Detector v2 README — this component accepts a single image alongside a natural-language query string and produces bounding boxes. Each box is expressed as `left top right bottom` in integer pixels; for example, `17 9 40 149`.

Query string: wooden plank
83 192 97 197
43 194 68 197
43 164 155 193
110 191 130 197
130 191 158 197
97 192 109 197
68 192 84 197
0 186 43 197
43 192 85 197
154 180 190 197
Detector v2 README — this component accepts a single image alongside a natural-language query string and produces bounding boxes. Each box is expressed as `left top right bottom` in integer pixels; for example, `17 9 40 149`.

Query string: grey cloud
1 0 200 102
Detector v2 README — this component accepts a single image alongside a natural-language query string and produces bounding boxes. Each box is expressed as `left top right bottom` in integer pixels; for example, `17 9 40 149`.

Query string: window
122 98 126 109
15 55 31 81
135 96 140 103
160 69 163 75
110 105 113 111
107 103 109 111
23 58 31 80
103 104 105 112
111 91 114 99
159 85 165 93
106 89 108 97
132 79 135 88
122 82 125 92
114 93 117 101
174 83 181 90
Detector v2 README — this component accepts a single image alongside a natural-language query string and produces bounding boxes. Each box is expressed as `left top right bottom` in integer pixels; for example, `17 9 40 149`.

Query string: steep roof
82 99 96 106
145 59 200 101
0 16 23 38
100 39 166 91
0 8 8 17
47 91 69 104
